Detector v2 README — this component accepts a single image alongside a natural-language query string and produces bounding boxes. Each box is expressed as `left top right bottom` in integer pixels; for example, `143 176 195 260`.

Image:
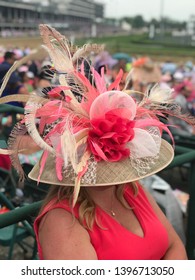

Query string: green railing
0 200 42 227
0 103 24 114
0 104 24 129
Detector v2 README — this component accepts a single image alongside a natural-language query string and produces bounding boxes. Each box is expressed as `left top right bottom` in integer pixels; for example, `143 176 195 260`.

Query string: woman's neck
85 185 118 214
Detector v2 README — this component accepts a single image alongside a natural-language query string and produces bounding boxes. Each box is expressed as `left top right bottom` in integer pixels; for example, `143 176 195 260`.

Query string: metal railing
0 104 24 130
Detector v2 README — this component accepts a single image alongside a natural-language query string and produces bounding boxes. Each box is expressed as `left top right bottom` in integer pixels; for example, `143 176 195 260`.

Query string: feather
55 142 63 181
72 132 91 206
0 148 13 155
38 150 49 183
75 129 90 170
147 84 174 104
58 74 82 105
61 127 77 171
108 69 123 91
123 69 133 91
7 122 28 184
39 25 96 116
39 24 74 73
134 118 174 144
0 94 30 104
137 84 195 129
39 24 84 106
72 176 81 207
25 100 55 154
92 67 107 93
72 43 104 64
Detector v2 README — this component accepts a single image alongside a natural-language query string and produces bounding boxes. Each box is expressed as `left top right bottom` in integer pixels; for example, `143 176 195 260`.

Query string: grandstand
0 0 104 37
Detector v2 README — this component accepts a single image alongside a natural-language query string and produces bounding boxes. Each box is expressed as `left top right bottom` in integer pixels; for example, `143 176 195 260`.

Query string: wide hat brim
28 139 174 187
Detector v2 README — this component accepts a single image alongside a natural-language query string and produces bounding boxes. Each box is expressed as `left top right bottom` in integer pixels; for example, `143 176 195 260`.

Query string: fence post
186 160 195 259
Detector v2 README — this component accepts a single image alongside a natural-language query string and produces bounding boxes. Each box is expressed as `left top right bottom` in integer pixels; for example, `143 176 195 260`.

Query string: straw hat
29 139 174 187
3 25 193 206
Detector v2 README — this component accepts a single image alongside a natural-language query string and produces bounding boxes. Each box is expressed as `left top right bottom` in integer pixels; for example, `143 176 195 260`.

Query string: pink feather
92 67 107 93
38 150 49 183
55 143 63 181
108 69 123 91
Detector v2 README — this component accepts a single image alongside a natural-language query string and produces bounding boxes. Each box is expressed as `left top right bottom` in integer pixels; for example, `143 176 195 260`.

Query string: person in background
131 57 162 93
0 51 18 86
0 52 30 131
18 69 35 93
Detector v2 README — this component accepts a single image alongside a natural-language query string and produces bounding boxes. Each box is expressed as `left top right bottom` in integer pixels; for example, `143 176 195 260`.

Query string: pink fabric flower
88 112 135 161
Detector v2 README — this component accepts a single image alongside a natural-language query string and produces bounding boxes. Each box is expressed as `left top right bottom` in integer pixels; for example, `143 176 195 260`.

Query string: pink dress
34 183 169 260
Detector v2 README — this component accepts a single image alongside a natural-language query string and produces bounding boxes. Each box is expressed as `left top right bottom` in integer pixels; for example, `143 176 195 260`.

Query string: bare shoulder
38 208 97 260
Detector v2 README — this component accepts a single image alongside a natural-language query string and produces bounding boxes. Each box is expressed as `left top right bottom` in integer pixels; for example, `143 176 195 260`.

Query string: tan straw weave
28 139 174 187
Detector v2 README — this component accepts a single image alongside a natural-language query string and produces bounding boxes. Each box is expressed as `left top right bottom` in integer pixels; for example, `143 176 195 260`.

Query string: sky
98 0 195 22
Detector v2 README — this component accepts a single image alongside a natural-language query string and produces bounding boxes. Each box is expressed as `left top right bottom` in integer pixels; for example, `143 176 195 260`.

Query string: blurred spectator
1 72 29 108
169 79 195 136
160 72 173 89
174 79 195 103
131 57 162 92
94 51 117 74
161 61 177 75
18 68 35 93
0 51 18 85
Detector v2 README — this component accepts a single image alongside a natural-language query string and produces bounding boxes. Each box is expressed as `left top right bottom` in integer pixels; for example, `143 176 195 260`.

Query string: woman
33 180 187 260
0 25 189 260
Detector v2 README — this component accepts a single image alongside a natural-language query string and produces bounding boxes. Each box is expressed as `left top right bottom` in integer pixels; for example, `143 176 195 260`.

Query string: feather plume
25 100 55 154
72 177 81 207
123 69 133 91
146 84 174 104
7 122 28 185
135 83 195 128
74 130 92 210
61 127 77 171
39 24 98 112
55 142 64 181
0 148 13 155
72 43 104 64
0 94 30 104
58 74 82 105
39 24 84 106
38 150 49 183
108 69 123 91
39 24 74 73
75 129 90 172
92 67 107 93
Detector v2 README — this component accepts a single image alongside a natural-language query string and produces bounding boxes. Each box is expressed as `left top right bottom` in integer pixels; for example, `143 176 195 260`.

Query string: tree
131 15 145 28
150 18 160 29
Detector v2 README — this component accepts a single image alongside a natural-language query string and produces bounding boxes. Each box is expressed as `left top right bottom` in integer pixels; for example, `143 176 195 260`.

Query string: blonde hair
40 182 138 230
